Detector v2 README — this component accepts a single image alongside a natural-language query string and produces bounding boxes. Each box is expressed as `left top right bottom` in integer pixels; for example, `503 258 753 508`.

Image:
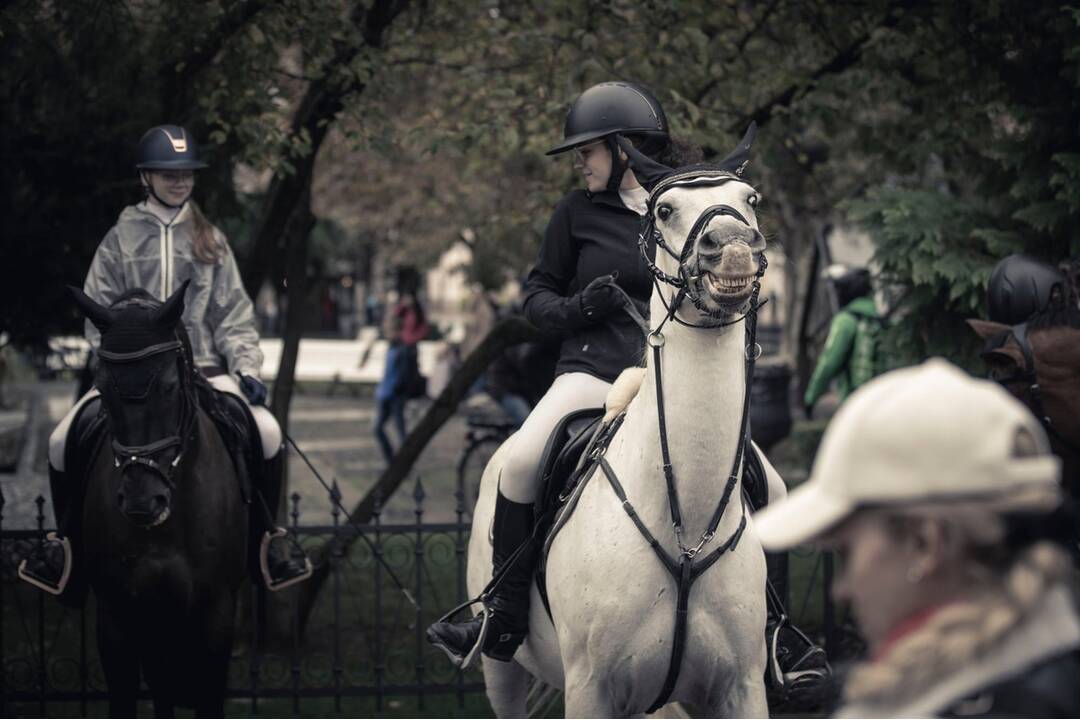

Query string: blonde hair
843 503 1072 706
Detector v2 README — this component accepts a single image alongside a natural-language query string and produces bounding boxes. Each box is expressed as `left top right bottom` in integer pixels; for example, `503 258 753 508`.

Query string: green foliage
839 2 1080 368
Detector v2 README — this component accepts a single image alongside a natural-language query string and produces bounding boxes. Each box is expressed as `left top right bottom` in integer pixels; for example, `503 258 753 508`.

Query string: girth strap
597 455 747 711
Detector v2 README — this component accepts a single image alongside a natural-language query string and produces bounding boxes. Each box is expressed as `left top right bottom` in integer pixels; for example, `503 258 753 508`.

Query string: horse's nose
118 491 170 526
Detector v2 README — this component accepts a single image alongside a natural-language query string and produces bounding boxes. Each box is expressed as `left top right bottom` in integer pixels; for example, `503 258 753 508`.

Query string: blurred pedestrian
804 265 882 417
756 358 1080 717
393 266 430 346
373 312 411 463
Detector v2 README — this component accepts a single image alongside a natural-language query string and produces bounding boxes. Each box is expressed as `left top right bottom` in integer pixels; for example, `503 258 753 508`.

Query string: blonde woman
755 358 1080 717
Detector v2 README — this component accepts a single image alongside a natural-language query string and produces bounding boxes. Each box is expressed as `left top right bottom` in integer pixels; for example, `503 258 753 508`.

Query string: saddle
529 406 772 618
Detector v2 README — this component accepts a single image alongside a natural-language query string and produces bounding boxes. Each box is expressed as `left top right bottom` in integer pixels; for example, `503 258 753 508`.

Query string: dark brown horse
968 291 1080 502
73 283 247 717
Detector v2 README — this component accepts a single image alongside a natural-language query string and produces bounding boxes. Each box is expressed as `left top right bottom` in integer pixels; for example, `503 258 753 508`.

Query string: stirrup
18 532 73 596
768 614 830 692
259 528 314 592
428 597 492 670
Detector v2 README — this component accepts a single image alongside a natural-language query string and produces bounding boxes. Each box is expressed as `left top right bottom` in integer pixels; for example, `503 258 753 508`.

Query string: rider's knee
251 406 281 460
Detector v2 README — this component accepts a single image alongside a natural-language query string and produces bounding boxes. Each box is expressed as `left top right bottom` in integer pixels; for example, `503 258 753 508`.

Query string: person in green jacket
804 266 881 417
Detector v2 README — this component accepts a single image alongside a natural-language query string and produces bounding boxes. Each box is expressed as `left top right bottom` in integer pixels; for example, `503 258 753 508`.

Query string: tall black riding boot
427 491 537 665
764 552 831 705
18 465 88 606
253 449 313 591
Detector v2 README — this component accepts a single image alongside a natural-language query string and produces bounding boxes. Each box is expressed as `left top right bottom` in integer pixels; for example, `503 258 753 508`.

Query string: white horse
468 163 784 718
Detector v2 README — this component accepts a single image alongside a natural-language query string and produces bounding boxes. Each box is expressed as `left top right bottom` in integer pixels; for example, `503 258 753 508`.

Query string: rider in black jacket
428 81 669 664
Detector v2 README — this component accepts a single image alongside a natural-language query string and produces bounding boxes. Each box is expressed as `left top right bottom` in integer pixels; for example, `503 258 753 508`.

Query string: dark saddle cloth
530 407 772 619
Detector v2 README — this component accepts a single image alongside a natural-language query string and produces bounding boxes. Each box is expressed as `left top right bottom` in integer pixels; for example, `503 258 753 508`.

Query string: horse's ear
153 280 190 328
69 286 115 332
966 318 1008 340
718 122 757 177
615 134 674 191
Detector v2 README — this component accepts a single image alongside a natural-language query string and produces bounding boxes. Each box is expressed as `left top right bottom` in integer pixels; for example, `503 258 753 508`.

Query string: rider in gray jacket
20 125 311 600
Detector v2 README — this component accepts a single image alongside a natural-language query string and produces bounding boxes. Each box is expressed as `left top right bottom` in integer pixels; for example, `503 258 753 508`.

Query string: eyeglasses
155 171 195 185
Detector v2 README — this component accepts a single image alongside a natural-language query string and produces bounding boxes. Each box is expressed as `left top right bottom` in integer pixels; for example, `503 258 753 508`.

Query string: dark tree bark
294 316 544 626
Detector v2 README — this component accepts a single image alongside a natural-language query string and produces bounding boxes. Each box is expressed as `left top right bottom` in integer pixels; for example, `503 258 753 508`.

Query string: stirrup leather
259 527 313 592
18 532 73 596
428 598 492 671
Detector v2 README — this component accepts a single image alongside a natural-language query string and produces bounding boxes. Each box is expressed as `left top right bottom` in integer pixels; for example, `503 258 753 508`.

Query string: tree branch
725 1 908 134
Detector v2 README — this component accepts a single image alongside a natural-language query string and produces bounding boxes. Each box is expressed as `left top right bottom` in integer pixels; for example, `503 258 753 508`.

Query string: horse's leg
482 656 530 718
97 606 140 718
192 592 237 718
708 677 768 719
563 669 616 718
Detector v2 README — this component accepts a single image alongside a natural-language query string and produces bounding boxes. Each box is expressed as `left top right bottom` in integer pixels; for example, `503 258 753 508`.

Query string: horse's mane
1029 259 1080 331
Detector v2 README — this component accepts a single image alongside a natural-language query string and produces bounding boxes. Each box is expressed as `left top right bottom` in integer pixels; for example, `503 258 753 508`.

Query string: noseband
98 338 196 489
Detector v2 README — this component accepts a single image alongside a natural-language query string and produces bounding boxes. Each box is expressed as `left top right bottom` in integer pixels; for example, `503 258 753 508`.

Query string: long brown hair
189 201 224 264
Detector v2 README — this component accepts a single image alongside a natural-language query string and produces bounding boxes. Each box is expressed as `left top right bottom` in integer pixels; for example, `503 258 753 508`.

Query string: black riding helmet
547 82 670 193
987 254 1065 325
136 125 208 170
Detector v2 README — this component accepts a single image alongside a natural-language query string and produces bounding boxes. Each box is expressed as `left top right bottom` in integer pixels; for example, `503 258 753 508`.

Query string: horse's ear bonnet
80 281 190 356
70 286 116 332
618 122 758 194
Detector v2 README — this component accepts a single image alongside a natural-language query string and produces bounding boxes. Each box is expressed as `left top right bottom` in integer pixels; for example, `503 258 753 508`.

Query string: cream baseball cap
753 358 1062 550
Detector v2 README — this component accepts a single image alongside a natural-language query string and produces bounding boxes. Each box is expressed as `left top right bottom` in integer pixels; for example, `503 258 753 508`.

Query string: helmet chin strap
140 171 187 210
605 135 628 193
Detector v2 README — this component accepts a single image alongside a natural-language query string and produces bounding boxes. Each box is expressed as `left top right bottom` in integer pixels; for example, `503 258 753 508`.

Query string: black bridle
97 338 197 491
986 323 1080 456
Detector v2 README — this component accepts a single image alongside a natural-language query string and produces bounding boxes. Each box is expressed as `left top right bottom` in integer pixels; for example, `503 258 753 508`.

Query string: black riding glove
238 374 268 406
578 274 625 323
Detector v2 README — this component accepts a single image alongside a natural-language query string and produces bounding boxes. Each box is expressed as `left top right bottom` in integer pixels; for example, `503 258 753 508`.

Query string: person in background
373 312 410 464
756 358 1080 717
393 266 430 346
804 265 881 417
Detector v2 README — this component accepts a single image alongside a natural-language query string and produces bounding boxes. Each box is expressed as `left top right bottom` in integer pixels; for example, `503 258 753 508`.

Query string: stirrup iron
18 532 73 596
428 597 492 670
259 527 314 592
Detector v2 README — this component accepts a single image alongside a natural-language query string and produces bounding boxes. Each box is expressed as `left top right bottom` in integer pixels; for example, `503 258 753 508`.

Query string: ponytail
189 201 224 264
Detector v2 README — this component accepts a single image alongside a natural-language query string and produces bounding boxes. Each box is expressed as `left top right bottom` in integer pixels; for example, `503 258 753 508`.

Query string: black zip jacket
522 189 654 383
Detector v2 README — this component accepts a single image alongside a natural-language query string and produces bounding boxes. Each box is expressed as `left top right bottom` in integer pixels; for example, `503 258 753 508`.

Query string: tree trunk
294 316 543 627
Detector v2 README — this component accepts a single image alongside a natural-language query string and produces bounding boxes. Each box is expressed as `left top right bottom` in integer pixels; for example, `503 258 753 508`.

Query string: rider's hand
238 374 268 406
578 274 625 322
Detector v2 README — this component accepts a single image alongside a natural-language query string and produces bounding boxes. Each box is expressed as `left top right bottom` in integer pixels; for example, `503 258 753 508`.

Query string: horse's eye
656 204 673 221
747 195 759 208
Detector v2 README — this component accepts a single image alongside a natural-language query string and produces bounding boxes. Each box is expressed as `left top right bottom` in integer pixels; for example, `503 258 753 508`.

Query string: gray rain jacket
84 202 264 378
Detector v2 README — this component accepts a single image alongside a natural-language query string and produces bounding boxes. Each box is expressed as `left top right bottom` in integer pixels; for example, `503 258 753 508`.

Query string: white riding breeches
207 374 282 459
48 374 281 472
499 371 613 505
48 389 100 472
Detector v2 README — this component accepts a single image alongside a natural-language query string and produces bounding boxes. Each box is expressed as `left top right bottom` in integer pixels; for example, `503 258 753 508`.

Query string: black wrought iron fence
0 476 855 717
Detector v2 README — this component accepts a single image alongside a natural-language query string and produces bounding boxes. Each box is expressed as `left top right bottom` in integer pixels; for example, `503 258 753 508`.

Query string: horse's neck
622 293 749 540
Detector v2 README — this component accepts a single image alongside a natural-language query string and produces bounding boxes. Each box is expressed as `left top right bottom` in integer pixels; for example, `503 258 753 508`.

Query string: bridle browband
602 169 767 711
98 337 196 490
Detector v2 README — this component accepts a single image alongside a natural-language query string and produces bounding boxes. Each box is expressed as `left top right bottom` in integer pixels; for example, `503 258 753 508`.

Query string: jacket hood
843 296 877 317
